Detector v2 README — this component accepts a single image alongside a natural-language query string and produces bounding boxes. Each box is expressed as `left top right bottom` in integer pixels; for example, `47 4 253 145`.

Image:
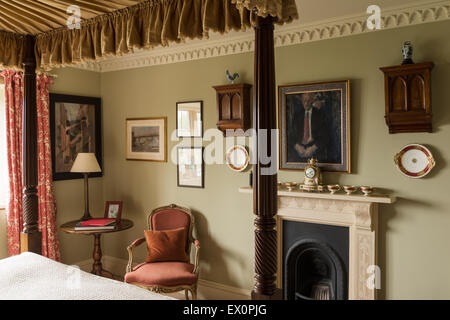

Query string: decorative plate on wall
394 144 435 178
226 145 249 172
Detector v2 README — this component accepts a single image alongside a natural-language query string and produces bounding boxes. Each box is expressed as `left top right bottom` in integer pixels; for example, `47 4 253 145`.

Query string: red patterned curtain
36 73 60 261
1 70 60 261
2 70 23 257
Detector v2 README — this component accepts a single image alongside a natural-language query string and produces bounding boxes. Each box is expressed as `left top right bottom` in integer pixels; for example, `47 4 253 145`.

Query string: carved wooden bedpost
252 15 279 300
20 35 42 254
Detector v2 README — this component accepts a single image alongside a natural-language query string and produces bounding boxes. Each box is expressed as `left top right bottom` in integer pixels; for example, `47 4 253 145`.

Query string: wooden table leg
91 233 114 279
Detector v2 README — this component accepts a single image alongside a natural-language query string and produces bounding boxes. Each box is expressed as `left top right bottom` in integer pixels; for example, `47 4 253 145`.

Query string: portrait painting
50 94 102 181
126 118 167 162
279 80 350 172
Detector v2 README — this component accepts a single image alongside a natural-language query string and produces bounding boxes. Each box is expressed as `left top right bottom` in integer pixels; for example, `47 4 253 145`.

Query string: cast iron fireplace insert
283 221 349 300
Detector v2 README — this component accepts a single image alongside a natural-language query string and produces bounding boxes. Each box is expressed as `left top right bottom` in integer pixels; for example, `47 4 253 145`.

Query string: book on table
74 218 117 231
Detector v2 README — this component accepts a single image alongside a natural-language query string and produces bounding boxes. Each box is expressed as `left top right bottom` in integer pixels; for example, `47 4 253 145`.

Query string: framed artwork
50 94 102 181
177 147 204 188
176 101 203 138
126 117 167 162
104 201 123 222
279 80 351 172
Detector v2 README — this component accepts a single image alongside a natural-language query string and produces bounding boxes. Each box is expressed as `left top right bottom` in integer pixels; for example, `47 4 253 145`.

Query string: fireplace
267 189 396 300
239 185 395 299
283 221 348 300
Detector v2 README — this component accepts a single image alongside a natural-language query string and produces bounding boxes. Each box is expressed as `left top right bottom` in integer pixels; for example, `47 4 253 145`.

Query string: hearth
283 221 348 300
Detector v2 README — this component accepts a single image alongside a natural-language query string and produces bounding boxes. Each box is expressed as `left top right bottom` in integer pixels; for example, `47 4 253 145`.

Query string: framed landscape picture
126 117 167 162
50 94 102 181
279 80 351 172
177 147 204 188
176 101 203 138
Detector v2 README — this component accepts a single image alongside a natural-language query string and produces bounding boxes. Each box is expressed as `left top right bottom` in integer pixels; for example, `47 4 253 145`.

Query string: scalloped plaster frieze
73 0 450 73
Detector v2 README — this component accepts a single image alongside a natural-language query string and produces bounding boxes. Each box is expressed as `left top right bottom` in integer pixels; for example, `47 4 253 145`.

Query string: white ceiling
295 0 426 24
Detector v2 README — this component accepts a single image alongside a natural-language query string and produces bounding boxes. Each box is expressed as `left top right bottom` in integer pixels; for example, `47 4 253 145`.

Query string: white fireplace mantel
239 187 396 300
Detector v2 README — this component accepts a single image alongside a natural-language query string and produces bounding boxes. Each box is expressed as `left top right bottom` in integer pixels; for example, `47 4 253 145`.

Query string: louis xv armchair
124 204 200 300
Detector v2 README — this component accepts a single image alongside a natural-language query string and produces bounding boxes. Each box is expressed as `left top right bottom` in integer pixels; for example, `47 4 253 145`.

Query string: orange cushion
124 262 198 287
144 227 189 263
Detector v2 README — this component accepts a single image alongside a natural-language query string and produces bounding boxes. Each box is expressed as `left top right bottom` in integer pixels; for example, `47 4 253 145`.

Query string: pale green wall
50 68 104 265
0 210 6 259
100 55 256 289
99 20 450 299
276 22 450 299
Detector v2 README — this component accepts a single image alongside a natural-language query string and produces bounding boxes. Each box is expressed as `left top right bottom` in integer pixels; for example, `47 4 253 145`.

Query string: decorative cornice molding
72 0 450 73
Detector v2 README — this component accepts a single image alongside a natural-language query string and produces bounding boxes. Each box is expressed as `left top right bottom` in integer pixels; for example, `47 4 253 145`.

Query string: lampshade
70 153 101 173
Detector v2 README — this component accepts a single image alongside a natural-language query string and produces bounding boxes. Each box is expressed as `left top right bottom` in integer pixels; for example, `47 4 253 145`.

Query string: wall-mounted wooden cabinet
212 84 252 135
380 62 434 133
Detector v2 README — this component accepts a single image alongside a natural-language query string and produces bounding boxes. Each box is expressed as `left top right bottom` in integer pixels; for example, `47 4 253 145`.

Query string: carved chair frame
125 204 200 300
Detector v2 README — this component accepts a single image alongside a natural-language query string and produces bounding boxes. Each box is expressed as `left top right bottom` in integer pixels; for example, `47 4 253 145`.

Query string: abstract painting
50 94 102 181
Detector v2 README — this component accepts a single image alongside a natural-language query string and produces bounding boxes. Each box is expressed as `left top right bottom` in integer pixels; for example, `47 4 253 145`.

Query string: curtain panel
36 74 60 261
1 70 60 261
2 70 24 256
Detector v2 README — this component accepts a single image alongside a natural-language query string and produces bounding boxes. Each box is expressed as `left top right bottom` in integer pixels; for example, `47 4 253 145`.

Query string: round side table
60 219 133 279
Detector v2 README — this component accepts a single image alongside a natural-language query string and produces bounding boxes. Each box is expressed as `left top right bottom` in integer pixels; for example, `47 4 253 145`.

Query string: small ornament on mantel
401 41 414 65
226 70 239 84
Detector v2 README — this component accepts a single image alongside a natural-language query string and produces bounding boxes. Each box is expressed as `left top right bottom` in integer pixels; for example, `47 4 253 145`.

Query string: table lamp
70 153 102 221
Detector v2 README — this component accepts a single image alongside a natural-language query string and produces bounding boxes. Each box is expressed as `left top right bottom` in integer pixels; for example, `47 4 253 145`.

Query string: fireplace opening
285 239 345 300
283 221 349 300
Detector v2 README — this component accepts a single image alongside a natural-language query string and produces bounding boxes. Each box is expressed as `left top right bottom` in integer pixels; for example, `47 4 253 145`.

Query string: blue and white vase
402 41 414 65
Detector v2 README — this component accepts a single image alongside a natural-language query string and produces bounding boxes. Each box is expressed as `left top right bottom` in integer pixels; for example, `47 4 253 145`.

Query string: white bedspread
0 252 174 300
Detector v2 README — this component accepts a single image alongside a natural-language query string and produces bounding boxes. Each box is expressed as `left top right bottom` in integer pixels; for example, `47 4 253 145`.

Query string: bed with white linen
0 252 174 300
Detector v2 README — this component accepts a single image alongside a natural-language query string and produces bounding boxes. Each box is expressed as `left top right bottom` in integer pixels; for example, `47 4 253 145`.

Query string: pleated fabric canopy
0 0 298 70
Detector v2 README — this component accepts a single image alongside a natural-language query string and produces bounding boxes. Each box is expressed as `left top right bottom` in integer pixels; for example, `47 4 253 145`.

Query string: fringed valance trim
232 0 298 23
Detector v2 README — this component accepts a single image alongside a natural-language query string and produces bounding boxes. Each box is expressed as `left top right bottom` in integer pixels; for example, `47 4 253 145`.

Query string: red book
78 218 116 227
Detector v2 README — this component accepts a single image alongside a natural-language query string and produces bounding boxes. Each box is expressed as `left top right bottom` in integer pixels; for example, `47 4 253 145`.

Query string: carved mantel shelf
238 187 396 204
239 187 396 300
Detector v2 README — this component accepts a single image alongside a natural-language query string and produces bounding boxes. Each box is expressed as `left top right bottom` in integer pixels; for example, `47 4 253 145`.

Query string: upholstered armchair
124 204 200 300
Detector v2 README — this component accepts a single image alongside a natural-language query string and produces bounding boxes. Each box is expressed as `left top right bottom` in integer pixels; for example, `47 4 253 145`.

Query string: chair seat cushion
125 262 198 287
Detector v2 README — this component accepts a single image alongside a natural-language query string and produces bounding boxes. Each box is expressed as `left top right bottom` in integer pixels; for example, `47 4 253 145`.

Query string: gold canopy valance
0 0 298 70
0 31 25 70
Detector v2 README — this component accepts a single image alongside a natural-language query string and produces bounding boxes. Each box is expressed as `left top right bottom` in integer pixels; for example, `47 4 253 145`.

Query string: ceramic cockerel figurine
226 70 239 84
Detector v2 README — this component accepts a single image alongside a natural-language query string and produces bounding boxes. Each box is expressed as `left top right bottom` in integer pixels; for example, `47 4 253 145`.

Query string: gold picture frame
126 117 167 162
278 80 351 173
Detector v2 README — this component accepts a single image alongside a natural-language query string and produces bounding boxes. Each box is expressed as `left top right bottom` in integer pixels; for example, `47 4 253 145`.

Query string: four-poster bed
0 0 298 299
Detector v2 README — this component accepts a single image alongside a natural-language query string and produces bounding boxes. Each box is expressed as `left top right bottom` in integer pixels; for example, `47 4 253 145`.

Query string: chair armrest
192 239 200 274
126 237 146 273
